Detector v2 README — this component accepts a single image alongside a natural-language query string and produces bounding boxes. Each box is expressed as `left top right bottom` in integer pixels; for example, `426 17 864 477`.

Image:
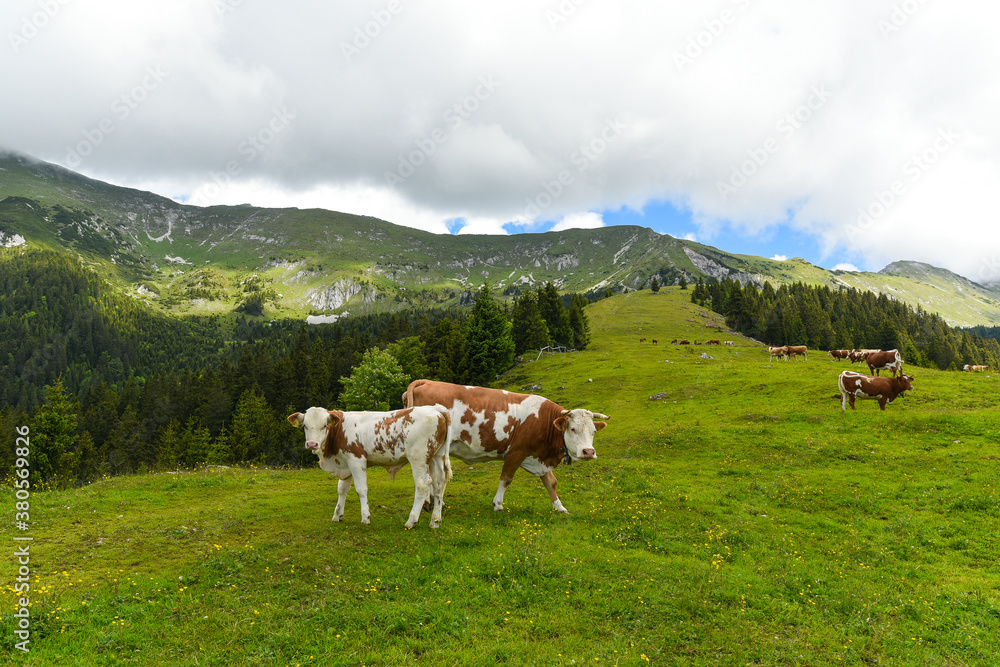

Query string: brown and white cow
287 405 452 529
403 380 608 514
678 339 690 345
768 346 787 361
838 371 913 411
785 345 808 361
866 349 903 376
850 349 881 366
724 341 735 346
828 350 851 361
964 364 989 372
706 339 721 345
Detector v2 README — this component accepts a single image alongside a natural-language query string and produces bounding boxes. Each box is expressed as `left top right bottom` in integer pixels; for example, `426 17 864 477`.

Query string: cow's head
897 375 914 395
287 407 343 456
553 409 609 462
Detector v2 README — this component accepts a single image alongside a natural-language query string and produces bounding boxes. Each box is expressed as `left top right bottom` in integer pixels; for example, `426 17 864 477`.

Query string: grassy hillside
3 288 998 665
4 150 1000 326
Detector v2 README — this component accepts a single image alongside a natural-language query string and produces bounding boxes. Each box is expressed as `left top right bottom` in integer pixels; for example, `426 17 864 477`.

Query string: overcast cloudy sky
2 0 998 283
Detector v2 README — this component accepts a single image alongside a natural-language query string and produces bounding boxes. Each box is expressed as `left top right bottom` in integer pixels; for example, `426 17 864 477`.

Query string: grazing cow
866 349 903 376
828 350 851 361
287 405 452 529
403 380 608 514
694 340 701 345
965 364 989 372
785 345 808 361
768 346 787 361
724 341 735 346
671 339 678 344
679 339 690 345
639 338 646 342
652 339 658 345
706 339 721 345
838 371 913 411
850 349 881 365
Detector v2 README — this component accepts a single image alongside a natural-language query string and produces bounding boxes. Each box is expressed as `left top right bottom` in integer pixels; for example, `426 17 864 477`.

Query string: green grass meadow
4 288 1000 665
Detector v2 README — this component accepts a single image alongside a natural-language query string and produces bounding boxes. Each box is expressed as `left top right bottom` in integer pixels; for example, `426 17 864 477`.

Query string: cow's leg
492 455 527 511
840 391 848 411
878 398 887 411
405 460 431 530
540 471 569 514
332 476 352 522
849 394 856 410
427 451 449 529
350 467 372 524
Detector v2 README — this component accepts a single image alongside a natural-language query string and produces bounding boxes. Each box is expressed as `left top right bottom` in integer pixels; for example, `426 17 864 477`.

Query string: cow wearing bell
403 380 608 514
287 405 452 529
838 371 913 411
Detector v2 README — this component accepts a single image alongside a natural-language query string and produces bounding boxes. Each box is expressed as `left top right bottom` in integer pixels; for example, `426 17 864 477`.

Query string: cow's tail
433 404 453 484
402 378 431 408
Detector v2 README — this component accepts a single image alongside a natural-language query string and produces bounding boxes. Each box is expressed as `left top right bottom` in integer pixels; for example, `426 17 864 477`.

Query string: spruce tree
464 282 515 385
511 291 549 354
537 282 573 348
568 294 591 350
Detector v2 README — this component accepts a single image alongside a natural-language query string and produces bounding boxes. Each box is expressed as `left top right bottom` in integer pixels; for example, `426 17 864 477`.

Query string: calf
287 405 452 529
866 349 903 376
785 345 808 361
403 380 608 514
768 346 787 361
838 371 913 411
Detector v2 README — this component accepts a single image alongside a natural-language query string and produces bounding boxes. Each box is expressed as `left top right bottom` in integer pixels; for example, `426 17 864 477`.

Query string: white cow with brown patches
403 380 608 514
287 405 452 529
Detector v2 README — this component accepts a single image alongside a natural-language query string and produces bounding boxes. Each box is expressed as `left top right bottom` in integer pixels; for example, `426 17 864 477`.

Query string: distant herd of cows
286 339 991 529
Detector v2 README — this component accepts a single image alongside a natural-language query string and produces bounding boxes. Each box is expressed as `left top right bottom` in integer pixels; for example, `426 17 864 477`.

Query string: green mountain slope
2 149 999 326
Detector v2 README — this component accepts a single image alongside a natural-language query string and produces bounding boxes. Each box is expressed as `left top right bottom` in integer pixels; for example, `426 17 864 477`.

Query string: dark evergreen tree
464 282 515 385
511 291 549 354
568 293 591 350
537 282 573 348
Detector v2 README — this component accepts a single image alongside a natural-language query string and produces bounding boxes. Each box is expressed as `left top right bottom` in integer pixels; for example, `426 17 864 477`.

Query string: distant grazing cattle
838 371 913 411
850 349 881 365
706 339 721 345
694 340 701 345
866 349 903 376
724 341 735 346
639 338 646 342
768 346 787 361
652 339 658 345
828 350 851 361
287 405 452 529
964 364 989 372
403 380 608 514
679 339 690 345
785 345 808 361
671 339 678 344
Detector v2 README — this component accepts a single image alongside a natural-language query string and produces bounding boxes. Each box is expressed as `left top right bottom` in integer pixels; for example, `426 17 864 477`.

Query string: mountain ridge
2 149 999 326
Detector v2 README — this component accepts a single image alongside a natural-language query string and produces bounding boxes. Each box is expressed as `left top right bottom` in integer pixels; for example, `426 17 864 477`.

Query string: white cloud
2 0 999 279
683 233 698 242
771 254 788 261
551 212 604 232
833 263 860 272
